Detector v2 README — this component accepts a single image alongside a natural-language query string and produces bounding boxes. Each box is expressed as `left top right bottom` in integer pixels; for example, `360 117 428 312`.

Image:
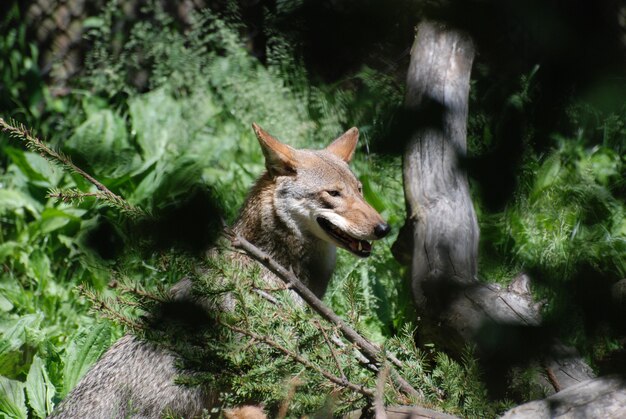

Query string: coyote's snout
51 124 389 419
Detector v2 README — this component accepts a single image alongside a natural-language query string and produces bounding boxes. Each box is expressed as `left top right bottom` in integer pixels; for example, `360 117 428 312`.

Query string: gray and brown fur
50 124 389 418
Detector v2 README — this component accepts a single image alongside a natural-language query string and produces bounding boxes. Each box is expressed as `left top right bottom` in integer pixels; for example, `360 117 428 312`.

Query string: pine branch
222 321 375 398
79 285 143 331
226 230 423 401
0 117 146 217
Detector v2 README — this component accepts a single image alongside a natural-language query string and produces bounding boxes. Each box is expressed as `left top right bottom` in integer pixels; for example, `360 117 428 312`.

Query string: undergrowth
1 1 624 418
0 3 501 418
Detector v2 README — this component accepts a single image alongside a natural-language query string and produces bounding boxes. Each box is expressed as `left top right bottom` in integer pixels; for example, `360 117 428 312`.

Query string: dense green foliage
1 1 624 418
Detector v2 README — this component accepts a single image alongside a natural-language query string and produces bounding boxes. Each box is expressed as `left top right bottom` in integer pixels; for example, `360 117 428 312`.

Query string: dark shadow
416 274 626 400
372 98 447 156
133 186 225 256
141 292 232 377
81 184 225 264
83 217 125 261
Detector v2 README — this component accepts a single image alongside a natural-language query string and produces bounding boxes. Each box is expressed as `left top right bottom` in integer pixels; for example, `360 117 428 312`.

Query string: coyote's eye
327 190 341 197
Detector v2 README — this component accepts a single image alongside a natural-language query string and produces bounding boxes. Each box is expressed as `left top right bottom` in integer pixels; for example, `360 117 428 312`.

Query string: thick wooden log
398 21 595 394
499 376 626 418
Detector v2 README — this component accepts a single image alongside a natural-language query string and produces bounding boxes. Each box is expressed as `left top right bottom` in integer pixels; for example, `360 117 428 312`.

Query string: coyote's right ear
325 127 359 163
252 123 297 176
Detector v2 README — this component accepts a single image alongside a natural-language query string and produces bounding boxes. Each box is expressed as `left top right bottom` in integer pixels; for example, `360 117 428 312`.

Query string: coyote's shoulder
50 124 389 419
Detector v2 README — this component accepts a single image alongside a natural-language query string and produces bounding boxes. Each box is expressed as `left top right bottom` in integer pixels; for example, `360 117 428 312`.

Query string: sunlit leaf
0 376 27 419
25 356 55 418
61 324 113 397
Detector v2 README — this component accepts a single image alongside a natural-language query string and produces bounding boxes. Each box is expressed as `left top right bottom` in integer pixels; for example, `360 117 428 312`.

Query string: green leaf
61 324 113 397
128 87 187 164
25 250 52 285
2 148 46 183
0 294 13 312
31 207 80 236
0 242 19 264
0 189 42 217
0 376 27 419
1 148 63 188
533 155 561 198
0 315 43 377
25 356 55 418
65 108 135 177
23 152 64 187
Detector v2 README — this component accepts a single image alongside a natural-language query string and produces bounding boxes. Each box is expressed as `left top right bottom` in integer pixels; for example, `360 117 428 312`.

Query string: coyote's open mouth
317 217 372 257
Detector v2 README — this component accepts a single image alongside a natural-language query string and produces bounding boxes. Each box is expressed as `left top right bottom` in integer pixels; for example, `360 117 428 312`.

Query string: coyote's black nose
374 223 391 238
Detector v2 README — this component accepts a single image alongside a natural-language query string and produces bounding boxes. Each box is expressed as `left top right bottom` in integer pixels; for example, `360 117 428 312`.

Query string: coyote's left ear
252 123 297 176
325 127 359 163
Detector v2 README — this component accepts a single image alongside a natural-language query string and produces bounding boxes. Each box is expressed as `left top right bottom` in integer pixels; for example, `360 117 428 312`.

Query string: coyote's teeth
358 242 362 251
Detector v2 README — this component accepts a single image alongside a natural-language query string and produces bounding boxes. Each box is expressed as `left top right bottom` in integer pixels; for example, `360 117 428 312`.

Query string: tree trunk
398 19 482 353
395 20 595 396
402 20 478 307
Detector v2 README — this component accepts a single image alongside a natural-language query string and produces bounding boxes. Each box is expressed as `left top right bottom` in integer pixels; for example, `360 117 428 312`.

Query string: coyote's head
251 123 390 258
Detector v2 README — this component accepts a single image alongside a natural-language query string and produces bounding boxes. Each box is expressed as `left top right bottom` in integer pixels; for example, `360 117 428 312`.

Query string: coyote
50 123 390 418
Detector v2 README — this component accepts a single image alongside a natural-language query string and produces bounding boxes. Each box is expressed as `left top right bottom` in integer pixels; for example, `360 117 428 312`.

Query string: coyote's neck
233 173 336 297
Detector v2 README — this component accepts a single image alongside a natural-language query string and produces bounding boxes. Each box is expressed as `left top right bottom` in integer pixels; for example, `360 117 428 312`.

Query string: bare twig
222 321 375 398
313 319 346 379
375 365 390 419
226 231 422 400
543 362 562 392
252 288 280 305
277 376 302 419
0 117 145 217
118 283 166 303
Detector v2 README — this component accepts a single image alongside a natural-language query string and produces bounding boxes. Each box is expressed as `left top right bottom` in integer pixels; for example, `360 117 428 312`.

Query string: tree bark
499 376 626 418
395 20 595 396
345 405 460 419
401 20 478 307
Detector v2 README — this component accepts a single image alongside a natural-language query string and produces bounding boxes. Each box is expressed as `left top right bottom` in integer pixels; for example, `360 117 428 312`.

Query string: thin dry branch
226 231 423 401
375 365 390 419
222 321 375 398
314 319 346 380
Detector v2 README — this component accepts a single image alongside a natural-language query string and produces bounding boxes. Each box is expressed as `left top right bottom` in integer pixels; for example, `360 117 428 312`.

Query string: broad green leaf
128 87 187 163
0 315 42 353
61 324 113 397
25 356 55 418
0 242 19 264
0 295 13 312
65 108 135 177
0 189 42 217
25 250 52 285
533 155 561 198
130 156 201 208
2 149 62 188
23 152 63 187
2 147 46 183
0 376 27 419
30 207 80 236
0 315 43 377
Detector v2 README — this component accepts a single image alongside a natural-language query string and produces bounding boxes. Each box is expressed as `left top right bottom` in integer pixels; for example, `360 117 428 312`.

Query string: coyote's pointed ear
325 127 359 163
252 123 297 176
